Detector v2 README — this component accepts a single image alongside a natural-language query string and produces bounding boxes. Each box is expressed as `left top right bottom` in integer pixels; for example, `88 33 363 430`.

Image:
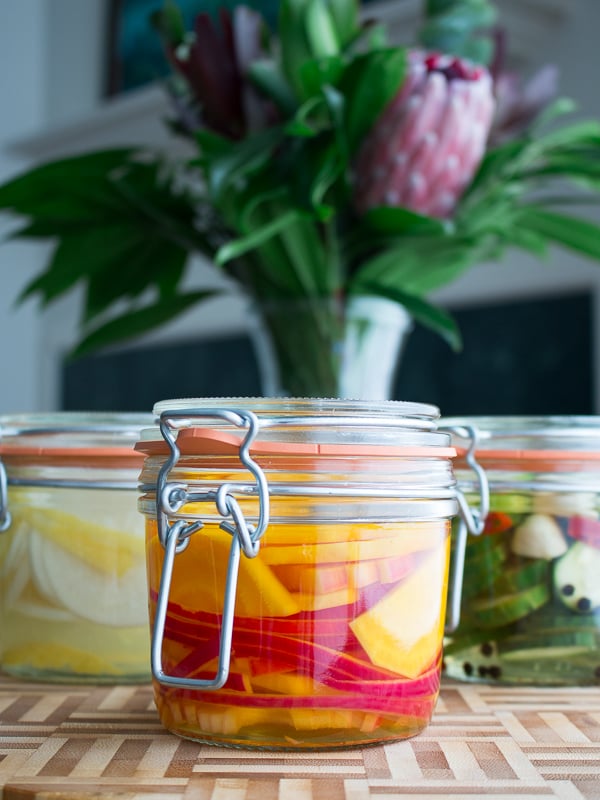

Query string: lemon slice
28 530 61 602
33 534 148 627
1 521 28 577
9 487 143 575
1 526 31 605
2 642 121 676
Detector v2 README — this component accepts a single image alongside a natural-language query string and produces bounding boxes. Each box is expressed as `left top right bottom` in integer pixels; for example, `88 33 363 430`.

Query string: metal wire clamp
442 424 490 633
151 407 270 691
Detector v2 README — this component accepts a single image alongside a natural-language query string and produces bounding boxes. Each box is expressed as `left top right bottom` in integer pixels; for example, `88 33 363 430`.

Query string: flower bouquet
2 0 600 399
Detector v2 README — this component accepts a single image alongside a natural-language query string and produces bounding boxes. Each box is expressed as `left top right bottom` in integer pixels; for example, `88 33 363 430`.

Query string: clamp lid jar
443 415 600 686
137 397 485 749
0 412 153 682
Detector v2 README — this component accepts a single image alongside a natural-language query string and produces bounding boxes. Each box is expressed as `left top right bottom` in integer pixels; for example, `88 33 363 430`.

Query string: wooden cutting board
1 675 600 799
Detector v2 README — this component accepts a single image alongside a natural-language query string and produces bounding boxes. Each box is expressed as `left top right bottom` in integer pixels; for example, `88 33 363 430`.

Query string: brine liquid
444 493 600 686
0 487 150 682
146 517 450 749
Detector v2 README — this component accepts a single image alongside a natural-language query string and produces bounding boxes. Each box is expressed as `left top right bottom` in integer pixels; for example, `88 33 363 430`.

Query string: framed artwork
105 0 280 95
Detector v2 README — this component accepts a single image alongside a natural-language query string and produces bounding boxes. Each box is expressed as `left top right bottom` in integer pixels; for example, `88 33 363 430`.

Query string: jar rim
443 415 600 460
152 397 441 425
0 412 152 461
139 397 453 456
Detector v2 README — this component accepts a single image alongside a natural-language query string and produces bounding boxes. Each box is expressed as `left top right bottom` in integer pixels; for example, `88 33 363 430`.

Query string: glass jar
137 397 483 750
0 412 153 682
443 416 600 686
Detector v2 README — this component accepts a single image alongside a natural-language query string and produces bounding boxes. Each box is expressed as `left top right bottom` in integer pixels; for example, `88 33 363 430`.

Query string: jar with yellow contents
0 413 153 682
137 398 486 749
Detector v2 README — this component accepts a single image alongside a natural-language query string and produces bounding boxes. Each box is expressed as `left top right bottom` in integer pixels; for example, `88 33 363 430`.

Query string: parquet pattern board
0 677 599 800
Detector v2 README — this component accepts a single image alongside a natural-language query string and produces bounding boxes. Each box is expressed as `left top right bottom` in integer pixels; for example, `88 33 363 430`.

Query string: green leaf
19 224 147 306
420 0 497 64
362 206 453 236
320 83 349 180
324 0 358 46
304 0 340 58
340 48 407 154
307 142 343 216
282 131 344 217
352 280 462 351
201 127 284 203
215 210 304 265
464 139 531 197
247 59 297 116
150 0 186 46
71 290 219 358
297 54 345 99
519 154 600 182
278 0 313 98
503 227 549 257
234 183 333 294
353 235 489 296
533 120 600 152
82 237 188 322
285 95 329 137
518 208 600 261
0 149 137 216
276 214 333 293
529 97 578 133
195 130 234 161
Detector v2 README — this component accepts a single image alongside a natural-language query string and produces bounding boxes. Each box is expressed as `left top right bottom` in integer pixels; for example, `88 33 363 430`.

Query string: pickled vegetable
146 518 450 749
444 496 600 686
0 487 150 681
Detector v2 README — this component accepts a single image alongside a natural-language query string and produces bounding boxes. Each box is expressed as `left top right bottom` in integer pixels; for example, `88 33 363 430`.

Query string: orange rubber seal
454 447 600 472
136 427 456 459
0 445 144 468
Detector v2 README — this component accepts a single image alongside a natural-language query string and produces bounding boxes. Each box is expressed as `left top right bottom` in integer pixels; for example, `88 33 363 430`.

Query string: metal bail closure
151 407 270 690
0 459 11 533
442 424 490 633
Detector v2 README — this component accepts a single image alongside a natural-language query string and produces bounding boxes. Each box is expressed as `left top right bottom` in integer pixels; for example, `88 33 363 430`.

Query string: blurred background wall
0 0 599 414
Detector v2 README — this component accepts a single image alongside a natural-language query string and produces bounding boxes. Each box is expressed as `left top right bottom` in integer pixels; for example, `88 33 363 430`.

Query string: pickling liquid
0 486 150 682
444 491 600 686
146 517 450 749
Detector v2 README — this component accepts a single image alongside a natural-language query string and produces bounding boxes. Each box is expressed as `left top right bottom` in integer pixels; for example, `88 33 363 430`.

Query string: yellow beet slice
260 532 442 566
2 643 122 676
146 521 299 618
289 708 367 731
260 520 444 546
349 538 450 679
273 559 379 593
12 505 142 576
165 700 281 735
292 585 357 611
250 672 337 696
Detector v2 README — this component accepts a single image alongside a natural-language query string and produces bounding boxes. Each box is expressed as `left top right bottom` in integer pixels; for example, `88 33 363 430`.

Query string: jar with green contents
443 416 600 686
0 413 153 682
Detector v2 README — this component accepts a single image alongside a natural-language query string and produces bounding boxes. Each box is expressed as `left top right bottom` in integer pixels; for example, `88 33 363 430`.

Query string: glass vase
248 295 413 400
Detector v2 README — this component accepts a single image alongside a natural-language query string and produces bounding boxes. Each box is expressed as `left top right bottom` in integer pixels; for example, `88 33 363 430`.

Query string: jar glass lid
139 397 454 454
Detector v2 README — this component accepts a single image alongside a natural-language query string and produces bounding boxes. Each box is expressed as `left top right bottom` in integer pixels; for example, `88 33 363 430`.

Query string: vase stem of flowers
248 295 413 400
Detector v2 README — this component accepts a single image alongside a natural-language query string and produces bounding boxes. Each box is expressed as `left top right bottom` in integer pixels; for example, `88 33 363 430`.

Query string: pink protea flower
354 51 496 219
